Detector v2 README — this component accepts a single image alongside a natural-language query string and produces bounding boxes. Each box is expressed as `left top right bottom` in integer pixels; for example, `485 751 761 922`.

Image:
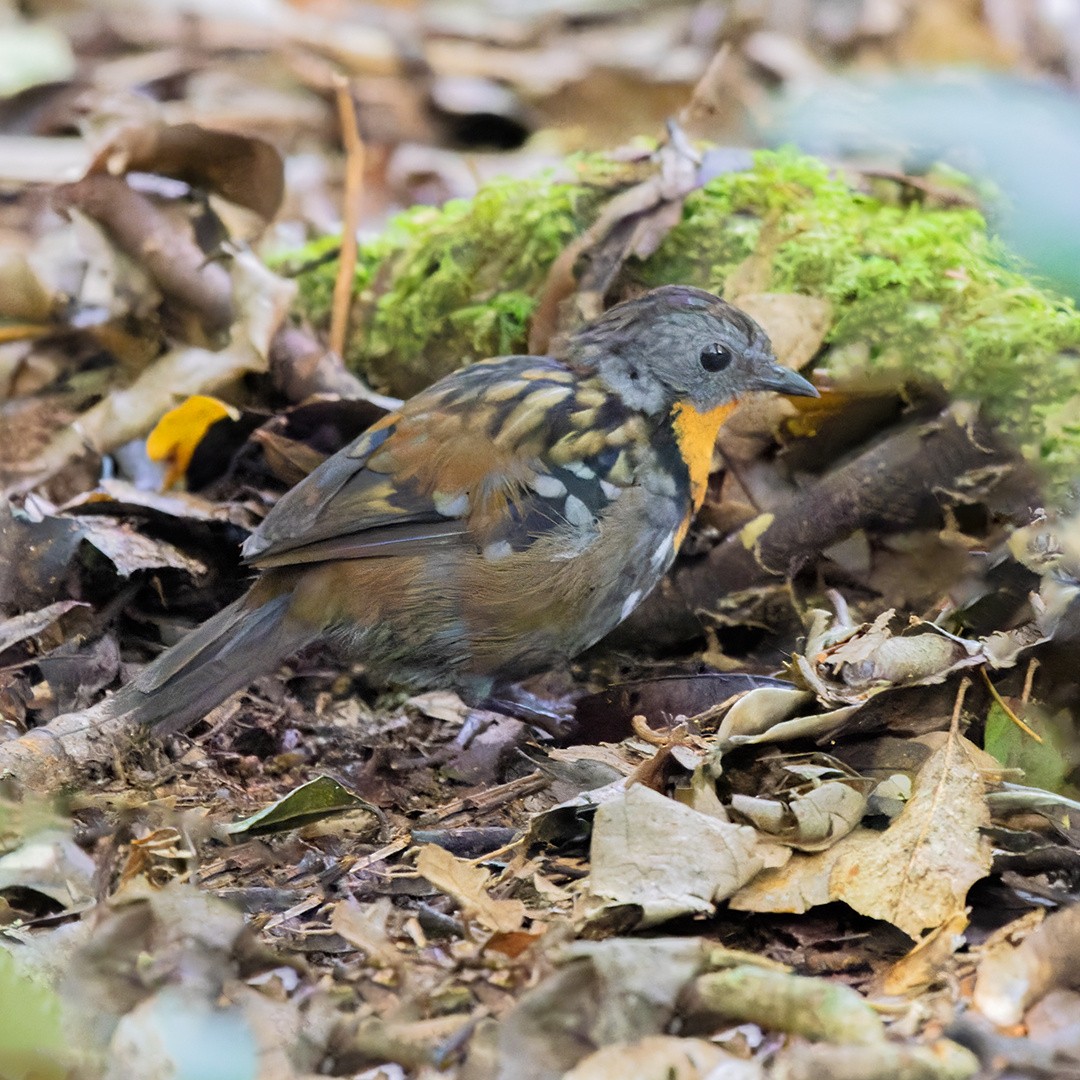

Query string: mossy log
288 149 1080 501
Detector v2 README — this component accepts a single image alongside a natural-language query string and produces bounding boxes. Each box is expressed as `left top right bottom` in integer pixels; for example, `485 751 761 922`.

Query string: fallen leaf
878 911 970 996
563 1035 748 1080
0 601 88 656
91 121 286 222
0 828 95 910
496 938 706 1080
415 843 526 934
227 776 376 838
330 897 403 970
974 904 1080 1026
587 784 773 927
683 965 885 1045
829 731 992 937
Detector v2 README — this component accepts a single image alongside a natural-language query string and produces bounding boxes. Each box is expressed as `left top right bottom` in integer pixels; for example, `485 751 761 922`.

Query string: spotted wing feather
242 358 647 571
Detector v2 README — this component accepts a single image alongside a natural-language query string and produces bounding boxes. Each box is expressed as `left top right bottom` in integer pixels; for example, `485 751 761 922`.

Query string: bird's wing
242 357 649 570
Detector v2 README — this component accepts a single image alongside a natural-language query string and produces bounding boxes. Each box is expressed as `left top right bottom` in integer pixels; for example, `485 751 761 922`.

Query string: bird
112 285 817 735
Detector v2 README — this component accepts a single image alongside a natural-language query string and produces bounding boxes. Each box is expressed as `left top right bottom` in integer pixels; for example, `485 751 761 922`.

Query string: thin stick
950 675 971 735
1021 657 1040 705
331 74 365 360
980 666 1043 743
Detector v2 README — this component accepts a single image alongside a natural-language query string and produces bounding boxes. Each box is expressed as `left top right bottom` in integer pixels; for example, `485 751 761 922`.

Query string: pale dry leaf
723 704 862 750
0 601 87 655
828 732 992 937
11 251 294 494
686 966 885 1046
729 845 837 915
415 843 526 934
877 910 970 997
330 896 403 969
974 904 1080 1026
715 686 814 746
731 776 869 851
562 1035 754 1080
587 784 770 926
0 828 96 909
495 937 707 1080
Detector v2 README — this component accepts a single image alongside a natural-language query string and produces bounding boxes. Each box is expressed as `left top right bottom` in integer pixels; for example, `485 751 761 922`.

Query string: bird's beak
753 363 819 398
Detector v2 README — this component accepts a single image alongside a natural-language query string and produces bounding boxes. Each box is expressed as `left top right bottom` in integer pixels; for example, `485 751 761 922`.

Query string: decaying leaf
496 937 707 1080
586 783 779 927
682 965 885 1045
0 827 95 910
0 601 88 656
330 897 403 970
829 730 992 937
714 685 814 745
793 603 1057 712
562 1035 749 1080
767 1038 978 1080
89 120 286 223
11 249 295 494
728 758 873 851
974 904 1080 1026
415 843 526 934
878 911 971 997
731 729 992 933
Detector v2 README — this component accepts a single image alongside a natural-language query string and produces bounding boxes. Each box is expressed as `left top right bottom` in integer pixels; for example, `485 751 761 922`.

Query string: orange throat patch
670 399 737 513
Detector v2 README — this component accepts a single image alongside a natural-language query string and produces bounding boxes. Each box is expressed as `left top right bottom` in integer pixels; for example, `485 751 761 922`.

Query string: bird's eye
700 342 732 372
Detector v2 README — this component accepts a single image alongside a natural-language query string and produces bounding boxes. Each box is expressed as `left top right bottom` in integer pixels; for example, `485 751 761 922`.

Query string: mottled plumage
114 286 817 734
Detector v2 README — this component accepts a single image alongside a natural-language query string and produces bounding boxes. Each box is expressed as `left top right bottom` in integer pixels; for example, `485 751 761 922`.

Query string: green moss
288 148 1080 499
288 175 607 395
644 150 1080 498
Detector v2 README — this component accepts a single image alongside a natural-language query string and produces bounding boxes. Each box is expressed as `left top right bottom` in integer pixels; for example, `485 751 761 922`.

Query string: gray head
564 285 817 414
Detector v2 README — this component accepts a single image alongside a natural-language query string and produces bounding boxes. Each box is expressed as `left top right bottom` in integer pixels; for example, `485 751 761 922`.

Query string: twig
330 75 365 360
430 770 549 823
950 676 971 735
1021 657 1040 705
345 837 411 881
980 666 1043 743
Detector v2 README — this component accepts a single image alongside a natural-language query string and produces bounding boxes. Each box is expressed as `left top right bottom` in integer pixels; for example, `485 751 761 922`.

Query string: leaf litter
1 3 1080 1079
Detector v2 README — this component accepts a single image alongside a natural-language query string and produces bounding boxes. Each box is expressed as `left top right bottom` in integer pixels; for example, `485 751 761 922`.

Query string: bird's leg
477 685 576 738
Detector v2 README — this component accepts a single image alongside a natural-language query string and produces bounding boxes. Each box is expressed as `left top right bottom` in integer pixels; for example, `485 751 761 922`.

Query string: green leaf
984 701 1071 794
226 775 375 837
0 944 71 1080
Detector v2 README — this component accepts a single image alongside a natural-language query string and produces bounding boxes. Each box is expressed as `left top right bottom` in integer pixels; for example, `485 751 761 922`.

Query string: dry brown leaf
330 897 404 970
587 783 777 927
828 731 992 937
974 904 1080 1026
730 768 871 851
415 843 526 934
90 121 285 222
562 1035 747 1080
8 250 294 494
728 845 836 915
877 910 971 997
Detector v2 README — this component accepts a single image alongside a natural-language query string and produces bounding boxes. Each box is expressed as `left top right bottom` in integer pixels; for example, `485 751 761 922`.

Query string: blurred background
4 0 1080 296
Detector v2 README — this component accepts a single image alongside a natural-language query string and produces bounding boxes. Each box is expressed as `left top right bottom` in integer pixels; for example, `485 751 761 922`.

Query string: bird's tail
108 581 321 735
